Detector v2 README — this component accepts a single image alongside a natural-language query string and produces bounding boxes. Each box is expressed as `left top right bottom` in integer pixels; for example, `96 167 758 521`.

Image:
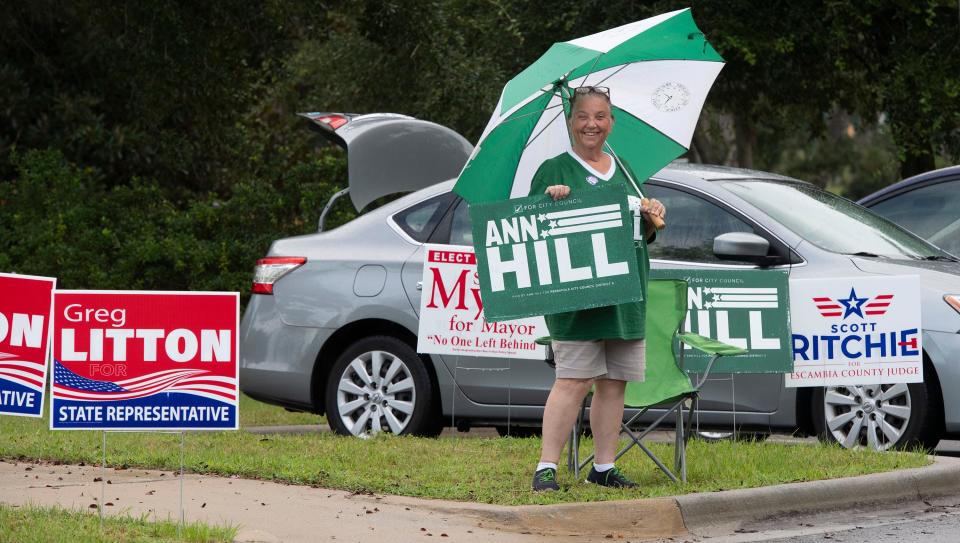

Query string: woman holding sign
529 86 666 491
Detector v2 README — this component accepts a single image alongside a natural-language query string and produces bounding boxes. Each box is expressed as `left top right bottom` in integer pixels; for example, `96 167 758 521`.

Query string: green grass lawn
238 394 325 427
0 504 235 543
0 407 930 506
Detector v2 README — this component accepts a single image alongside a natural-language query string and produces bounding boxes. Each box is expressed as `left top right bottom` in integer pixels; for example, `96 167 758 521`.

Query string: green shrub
0 148 350 305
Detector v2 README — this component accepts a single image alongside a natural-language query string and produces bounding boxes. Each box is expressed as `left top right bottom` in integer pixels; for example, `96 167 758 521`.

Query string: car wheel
812 380 940 451
325 336 439 438
495 425 542 438
694 430 768 442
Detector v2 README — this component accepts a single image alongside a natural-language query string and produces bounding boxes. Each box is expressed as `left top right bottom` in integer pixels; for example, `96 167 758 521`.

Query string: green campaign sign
470 184 643 322
651 268 792 374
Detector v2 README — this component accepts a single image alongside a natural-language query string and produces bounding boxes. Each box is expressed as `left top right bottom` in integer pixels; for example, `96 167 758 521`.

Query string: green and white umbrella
453 8 724 203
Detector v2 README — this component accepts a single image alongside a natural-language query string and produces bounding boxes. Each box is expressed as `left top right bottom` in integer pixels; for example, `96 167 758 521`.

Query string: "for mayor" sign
469 184 643 321
416 245 546 359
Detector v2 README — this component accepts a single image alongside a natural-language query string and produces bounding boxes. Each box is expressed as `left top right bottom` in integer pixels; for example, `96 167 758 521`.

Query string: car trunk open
300 112 474 212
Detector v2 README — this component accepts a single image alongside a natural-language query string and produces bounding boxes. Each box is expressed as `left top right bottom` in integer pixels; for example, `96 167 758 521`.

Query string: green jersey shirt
528 151 653 341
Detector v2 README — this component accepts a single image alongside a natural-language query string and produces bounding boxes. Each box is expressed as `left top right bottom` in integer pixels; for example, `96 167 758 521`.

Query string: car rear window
392 193 455 243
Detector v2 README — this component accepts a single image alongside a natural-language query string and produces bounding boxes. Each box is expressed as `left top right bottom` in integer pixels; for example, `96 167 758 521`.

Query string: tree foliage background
2 1 958 295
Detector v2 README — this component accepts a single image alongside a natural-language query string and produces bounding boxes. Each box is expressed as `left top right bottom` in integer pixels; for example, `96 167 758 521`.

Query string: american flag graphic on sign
813 297 843 317
53 361 236 402
813 289 894 318
0 351 46 391
864 294 894 316
536 203 623 237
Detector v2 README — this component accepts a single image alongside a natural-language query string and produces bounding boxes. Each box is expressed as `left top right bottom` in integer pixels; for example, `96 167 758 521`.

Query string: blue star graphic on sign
837 287 868 319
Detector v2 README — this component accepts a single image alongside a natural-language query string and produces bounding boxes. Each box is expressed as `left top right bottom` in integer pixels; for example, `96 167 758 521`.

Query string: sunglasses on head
572 85 610 99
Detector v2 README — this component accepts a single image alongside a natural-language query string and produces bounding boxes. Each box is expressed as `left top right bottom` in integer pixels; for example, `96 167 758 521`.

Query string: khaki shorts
551 339 646 382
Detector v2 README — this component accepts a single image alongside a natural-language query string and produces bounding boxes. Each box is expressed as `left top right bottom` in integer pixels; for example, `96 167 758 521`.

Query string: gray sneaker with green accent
586 466 637 488
532 467 559 491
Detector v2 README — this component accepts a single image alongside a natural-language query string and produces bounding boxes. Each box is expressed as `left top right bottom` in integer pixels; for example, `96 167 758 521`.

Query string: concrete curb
677 454 960 536
403 455 960 539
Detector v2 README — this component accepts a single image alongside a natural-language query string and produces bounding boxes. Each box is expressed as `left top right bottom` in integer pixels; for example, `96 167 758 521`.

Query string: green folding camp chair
559 279 748 483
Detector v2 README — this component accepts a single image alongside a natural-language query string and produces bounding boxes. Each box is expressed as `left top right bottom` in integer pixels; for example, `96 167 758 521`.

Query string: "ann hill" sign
470 185 642 321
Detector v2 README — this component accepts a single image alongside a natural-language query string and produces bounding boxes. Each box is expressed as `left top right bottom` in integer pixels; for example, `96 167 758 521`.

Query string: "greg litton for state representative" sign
50 291 239 430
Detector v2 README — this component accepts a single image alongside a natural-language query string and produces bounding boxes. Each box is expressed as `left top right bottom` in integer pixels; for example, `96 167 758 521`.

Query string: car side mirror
713 232 774 265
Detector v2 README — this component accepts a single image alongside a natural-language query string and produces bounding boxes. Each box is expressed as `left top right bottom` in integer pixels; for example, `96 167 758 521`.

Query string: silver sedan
240 113 960 450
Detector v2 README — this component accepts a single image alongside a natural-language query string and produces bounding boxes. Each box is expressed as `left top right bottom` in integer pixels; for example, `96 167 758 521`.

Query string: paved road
646 437 960 543
933 439 960 457
665 494 960 543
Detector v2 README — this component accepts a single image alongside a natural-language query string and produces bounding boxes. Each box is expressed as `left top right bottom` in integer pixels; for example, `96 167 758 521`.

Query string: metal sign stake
178 431 185 538
732 376 738 444
451 357 458 429
506 358 512 435
100 430 106 529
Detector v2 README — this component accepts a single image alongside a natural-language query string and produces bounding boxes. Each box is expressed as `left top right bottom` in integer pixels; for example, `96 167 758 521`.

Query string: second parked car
859 165 960 257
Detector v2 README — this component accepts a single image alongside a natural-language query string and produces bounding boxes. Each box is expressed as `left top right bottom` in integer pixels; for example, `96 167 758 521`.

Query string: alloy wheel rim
823 383 912 451
336 350 417 438
697 431 734 440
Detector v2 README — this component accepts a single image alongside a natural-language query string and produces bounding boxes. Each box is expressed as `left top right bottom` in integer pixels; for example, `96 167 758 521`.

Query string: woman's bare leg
589 378 626 464
538 377 594 463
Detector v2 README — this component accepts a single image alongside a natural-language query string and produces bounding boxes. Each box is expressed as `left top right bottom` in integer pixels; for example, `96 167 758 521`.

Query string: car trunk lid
300 112 473 211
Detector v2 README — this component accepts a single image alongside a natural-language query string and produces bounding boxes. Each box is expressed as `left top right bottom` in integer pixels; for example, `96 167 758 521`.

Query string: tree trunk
734 111 756 169
691 124 713 164
900 145 936 179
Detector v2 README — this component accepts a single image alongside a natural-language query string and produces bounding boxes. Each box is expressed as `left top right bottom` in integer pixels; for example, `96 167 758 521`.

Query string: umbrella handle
641 198 667 230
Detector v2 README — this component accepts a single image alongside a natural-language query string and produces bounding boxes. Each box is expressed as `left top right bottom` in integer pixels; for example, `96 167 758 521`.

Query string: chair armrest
678 333 747 356
536 336 554 365
678 333 748 389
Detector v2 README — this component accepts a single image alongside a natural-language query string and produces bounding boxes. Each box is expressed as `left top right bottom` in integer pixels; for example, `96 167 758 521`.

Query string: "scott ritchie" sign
787 276 922 387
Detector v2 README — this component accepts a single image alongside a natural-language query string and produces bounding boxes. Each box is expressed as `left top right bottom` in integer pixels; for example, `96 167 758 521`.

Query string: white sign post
786 276 922 387
417 244 546 359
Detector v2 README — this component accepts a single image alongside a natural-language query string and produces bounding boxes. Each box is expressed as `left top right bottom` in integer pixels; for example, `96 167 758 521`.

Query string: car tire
325 336 439 438
812 379 941 451
495 425 542 438
693 430 769 443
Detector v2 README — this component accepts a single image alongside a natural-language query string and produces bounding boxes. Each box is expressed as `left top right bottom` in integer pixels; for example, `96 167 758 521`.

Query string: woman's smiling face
569 93 613 153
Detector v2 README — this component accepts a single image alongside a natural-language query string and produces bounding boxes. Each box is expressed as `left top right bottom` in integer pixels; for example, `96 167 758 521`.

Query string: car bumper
926 329 960 434
240 294 330 409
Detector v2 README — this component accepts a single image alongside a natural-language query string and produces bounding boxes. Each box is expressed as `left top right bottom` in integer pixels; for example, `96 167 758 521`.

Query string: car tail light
252 257 307 294
945 295 960 315
315 114 348 130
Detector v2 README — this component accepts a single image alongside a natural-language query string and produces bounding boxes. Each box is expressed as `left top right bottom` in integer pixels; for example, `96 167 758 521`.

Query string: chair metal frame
537 280 748 484
566 346 729 483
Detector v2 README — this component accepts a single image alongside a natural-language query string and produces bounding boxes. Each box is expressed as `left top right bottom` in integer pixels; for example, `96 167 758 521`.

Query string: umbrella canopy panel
455 8 724 204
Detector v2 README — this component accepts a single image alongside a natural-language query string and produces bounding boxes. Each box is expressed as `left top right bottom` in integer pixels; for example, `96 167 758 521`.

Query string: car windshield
719 179 946 259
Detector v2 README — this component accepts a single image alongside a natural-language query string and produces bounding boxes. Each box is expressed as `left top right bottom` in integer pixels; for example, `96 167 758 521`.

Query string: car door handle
416 281 422 290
